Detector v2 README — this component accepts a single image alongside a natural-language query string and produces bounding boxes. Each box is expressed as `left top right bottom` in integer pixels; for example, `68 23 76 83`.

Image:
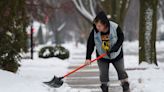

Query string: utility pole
25 0 39 59
30 20 34 59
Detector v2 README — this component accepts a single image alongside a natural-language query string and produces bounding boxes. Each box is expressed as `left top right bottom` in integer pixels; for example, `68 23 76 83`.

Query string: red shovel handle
63 53 107 78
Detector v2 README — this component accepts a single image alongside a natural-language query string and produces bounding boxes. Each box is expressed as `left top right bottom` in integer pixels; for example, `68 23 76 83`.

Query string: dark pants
97 58 128 84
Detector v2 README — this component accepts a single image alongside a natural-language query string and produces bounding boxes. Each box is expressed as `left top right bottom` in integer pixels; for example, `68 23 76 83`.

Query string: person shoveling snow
43 11 130 92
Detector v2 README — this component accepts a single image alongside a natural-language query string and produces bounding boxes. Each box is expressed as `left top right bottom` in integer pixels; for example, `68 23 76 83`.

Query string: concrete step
68 84 122 92
66 71 100 78
66 77 120 85
69 64 152 71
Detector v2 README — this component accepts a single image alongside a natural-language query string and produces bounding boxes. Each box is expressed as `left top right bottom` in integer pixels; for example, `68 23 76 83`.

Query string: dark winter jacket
86 21 124 62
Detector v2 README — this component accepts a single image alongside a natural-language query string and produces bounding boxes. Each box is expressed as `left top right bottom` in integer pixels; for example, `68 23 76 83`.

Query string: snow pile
124 56 164 92
0 69 90 92
129 66 164 92
0 70 48 92
0 56 70 92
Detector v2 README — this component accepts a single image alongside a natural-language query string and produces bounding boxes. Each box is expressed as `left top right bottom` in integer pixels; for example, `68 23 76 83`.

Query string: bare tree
101 0 130 28
72 0 98 23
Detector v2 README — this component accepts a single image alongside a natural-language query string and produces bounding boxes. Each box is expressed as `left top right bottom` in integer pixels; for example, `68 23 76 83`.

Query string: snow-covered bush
54 45 70 60
38 45 70 60
39 46 55 58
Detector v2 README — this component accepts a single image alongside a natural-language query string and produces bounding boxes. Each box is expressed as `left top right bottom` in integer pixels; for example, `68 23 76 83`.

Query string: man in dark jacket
85 11 130 92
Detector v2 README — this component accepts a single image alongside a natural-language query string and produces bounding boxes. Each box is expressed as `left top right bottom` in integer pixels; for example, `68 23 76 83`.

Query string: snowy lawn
0 53 91 92
0 53 71 92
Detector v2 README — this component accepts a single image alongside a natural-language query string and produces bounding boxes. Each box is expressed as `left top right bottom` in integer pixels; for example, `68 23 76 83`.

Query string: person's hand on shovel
85 59 92 65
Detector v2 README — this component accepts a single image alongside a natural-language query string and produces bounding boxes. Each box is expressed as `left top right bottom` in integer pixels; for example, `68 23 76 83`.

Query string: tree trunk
139 0 158 65
101 0 130 29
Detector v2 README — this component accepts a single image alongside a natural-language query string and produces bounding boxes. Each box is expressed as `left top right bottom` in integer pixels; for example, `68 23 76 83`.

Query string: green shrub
38 46 55 58
2 60 20 73
54 45 70 60
0 0 28 73
38 45 70 60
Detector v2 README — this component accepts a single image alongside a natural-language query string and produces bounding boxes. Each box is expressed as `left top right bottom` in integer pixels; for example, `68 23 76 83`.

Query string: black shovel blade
43 76 64 88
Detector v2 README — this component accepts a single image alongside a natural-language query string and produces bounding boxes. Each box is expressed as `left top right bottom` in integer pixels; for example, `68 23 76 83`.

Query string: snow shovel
43 53 107 88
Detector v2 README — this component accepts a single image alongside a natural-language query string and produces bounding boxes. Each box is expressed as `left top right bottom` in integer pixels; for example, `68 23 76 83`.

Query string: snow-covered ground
0 41 164 92
124 55 164 92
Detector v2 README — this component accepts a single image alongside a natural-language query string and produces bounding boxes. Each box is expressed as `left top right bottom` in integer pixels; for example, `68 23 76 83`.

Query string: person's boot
121 81 130 92
100 84 108 92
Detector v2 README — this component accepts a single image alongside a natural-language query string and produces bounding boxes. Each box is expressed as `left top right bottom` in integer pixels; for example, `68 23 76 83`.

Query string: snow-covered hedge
54 45 70 60
38 45 69 60
38 46 55 58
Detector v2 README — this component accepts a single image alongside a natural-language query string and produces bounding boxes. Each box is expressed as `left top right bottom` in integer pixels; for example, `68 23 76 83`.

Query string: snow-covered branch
57 22 66 32
72 0 96 22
